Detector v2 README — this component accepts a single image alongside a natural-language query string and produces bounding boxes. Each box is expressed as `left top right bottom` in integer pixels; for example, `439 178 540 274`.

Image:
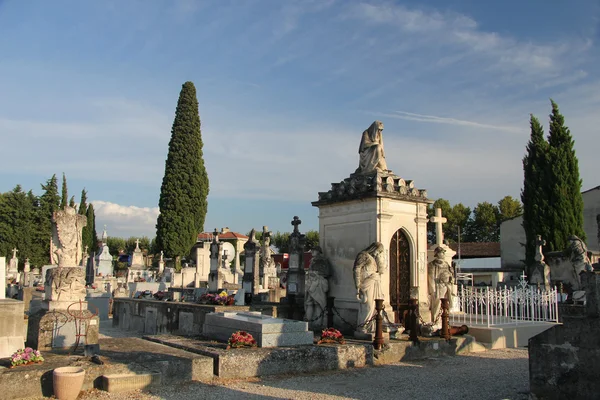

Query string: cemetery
1 109 598 399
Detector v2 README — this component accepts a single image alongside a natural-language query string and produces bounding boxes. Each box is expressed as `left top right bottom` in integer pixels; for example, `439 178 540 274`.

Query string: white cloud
92 200 159 238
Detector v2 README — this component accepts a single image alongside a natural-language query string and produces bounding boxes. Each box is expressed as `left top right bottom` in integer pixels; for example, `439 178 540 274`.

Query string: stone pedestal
0 299 25 357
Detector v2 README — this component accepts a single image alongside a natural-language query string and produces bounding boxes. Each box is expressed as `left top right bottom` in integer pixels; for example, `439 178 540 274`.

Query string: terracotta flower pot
53 367 86 400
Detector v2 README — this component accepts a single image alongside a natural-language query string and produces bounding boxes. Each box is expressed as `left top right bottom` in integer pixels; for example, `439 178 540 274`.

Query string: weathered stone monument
259 226 277 288
95 226 113 277
287 217 306 298
529 235 551 290
427 246 454 329
304 246 331 330
312 121 432 331
7 247 19 283
27 206 99 350
242 229 260 298
209 230 224 291
353 242 386 338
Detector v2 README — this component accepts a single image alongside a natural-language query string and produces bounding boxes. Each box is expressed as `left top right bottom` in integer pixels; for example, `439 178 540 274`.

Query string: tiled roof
197 231 249 241
448 242 501 258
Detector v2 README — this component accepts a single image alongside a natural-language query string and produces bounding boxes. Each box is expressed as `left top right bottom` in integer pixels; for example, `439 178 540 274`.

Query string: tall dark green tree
86 204 99 253
38 174 60 264
0 186 39 267
521 115 549 267
60 173 68 210
78 189 88 215
156 81 209 267
545 100 585 251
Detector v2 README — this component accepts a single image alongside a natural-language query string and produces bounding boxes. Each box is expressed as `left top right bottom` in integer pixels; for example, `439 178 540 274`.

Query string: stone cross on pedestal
12 248 18 259
430 208 447 246
291 216 302 233
135 239 140 250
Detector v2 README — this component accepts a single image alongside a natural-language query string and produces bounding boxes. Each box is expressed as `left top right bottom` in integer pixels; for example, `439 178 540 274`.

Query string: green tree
156 81 209 267
68 196 75 208
107 236 126 258
78 189 88 215
85 203 99 253
304 230 319 251
497 196 522 223
125 236 151 253
465 202 499 242
0 186 39 267
60 173 68 210
521 115 550 267
545 100 585 252
271 231 290 253
427 199 471 243
38 174 60 264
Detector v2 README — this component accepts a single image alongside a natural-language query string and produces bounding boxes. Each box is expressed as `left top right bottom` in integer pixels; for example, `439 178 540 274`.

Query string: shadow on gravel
253 353 530 400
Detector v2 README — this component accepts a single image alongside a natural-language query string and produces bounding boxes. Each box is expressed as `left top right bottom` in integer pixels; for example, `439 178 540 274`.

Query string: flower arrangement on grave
318 328 346 345
227 331 257 349
10 348 44 367
198 291 235 306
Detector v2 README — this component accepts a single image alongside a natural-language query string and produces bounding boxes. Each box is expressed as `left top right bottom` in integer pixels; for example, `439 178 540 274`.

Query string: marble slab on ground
203 311 314 347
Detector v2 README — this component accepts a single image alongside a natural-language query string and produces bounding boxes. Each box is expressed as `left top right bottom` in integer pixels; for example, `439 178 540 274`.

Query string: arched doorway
389 229 411 323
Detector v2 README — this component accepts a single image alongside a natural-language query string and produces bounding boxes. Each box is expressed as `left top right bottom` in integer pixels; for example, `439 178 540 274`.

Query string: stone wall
529 272 600 399
112 298 286 336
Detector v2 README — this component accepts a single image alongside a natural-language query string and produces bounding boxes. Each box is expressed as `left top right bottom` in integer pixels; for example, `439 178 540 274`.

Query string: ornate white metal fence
450 280 559 327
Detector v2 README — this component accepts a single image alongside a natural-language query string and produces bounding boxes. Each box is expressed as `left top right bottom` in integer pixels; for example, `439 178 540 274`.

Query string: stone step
101 372 161 393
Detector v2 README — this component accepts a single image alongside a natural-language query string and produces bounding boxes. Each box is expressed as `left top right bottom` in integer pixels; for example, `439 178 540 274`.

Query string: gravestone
242 229 261 298
7 248 19 283
286 217 306 319
95 226 113 276
203 311 314 347
23 258 31 287
27 206 99 350
209 230 224 291
0 299 25 357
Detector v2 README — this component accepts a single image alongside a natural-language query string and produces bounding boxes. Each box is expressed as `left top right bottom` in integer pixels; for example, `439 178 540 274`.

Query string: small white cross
430 208 447 246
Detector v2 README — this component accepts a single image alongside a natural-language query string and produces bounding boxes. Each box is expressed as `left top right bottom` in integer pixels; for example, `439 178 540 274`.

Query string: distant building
501 185 600 269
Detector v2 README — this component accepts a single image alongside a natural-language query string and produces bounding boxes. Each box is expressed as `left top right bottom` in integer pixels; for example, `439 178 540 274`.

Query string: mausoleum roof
197 231 248 241
312 170 432 207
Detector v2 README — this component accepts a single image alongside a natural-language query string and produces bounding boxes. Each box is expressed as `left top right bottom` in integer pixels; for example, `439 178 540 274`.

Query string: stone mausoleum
312 121 433 327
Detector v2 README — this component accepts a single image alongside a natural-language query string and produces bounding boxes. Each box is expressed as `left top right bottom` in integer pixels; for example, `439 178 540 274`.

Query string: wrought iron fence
450 279 559 327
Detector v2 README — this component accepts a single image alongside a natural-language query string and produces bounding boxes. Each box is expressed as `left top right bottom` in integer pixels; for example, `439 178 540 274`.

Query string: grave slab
203 311 313 347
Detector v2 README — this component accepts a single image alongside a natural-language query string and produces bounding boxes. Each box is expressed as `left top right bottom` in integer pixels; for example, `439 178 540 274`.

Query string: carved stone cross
430 208 447 246
11 248 18 259
135 239 140 249
262 225 272 242
291 216 302 233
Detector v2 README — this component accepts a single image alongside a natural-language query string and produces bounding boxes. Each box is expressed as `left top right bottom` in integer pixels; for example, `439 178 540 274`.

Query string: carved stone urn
53 366 85 400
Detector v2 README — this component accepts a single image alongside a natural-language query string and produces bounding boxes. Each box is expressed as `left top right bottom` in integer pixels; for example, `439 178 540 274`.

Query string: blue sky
1 0 599 240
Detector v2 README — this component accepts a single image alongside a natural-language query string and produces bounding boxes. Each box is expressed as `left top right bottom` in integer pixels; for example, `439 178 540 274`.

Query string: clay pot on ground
53 366 85 400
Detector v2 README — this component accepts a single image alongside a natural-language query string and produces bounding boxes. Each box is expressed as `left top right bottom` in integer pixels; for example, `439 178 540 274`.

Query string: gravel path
75 348 529 400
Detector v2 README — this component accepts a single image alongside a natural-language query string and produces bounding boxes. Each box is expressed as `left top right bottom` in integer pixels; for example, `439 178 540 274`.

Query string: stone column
209 230 223 292
243 229 261 296
286 216 306 302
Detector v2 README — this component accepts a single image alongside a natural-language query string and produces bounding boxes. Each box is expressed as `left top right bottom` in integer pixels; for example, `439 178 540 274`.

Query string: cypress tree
68 196 75 208
156 81 209 267
86 204 99 253
79 189 88 215
545 100 585 251
521 115 549 268
60 173 68 210
39 174 60 264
